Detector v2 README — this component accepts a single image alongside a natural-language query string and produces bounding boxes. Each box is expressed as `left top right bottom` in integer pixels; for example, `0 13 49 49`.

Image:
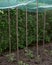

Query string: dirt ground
0 43 52 65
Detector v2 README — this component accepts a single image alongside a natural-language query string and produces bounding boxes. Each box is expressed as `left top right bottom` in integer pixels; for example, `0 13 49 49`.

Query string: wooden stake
36 0 39 56
43 10 46 49
26 7 28 50
16 7 19 64
8 9 11 54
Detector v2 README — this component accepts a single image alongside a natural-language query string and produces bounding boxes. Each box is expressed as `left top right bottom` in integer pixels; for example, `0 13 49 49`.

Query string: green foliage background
0 9 52 53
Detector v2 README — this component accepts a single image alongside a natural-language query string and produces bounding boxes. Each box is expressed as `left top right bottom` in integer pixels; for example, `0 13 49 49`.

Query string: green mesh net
0 0 35 9
0 0 52 12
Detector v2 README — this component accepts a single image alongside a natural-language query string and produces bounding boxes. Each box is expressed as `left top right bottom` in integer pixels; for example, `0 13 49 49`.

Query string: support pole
8 9 11 54
36 0 39 56
16 7 19 64
43 10 46 49
26 7 28 50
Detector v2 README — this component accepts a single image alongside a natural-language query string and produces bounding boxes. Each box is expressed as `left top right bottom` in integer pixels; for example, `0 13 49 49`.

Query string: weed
6 53 16 62
25 49 34 59
35 55 41 64
18 61 29 65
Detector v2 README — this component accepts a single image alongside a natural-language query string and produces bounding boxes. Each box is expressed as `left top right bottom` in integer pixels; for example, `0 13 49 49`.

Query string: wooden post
16 7 19 65
8 9 11 54
26 7 28 50
36 0 39 56
43 10 46 49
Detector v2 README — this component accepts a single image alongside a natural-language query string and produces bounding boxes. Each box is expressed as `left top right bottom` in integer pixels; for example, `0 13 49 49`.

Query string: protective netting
0 0 52 11
19 0 52 12
0 0 35 9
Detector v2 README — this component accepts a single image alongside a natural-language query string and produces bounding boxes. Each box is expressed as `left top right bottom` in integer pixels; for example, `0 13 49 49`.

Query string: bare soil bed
0 43 52 65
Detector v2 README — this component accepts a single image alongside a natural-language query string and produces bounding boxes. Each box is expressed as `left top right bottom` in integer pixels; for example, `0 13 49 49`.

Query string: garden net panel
18 0 52 12
0 0 35 9
0 0 52 11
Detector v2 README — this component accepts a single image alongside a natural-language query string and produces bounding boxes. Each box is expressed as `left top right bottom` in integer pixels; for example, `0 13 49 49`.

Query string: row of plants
0 9 52 53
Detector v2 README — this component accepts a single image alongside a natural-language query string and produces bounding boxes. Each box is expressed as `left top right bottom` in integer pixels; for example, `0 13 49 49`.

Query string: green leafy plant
35 55 41 64
6 53 16 62
25 49 34 59
0 10 4 14
0 10 52 53
18 61 29 65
